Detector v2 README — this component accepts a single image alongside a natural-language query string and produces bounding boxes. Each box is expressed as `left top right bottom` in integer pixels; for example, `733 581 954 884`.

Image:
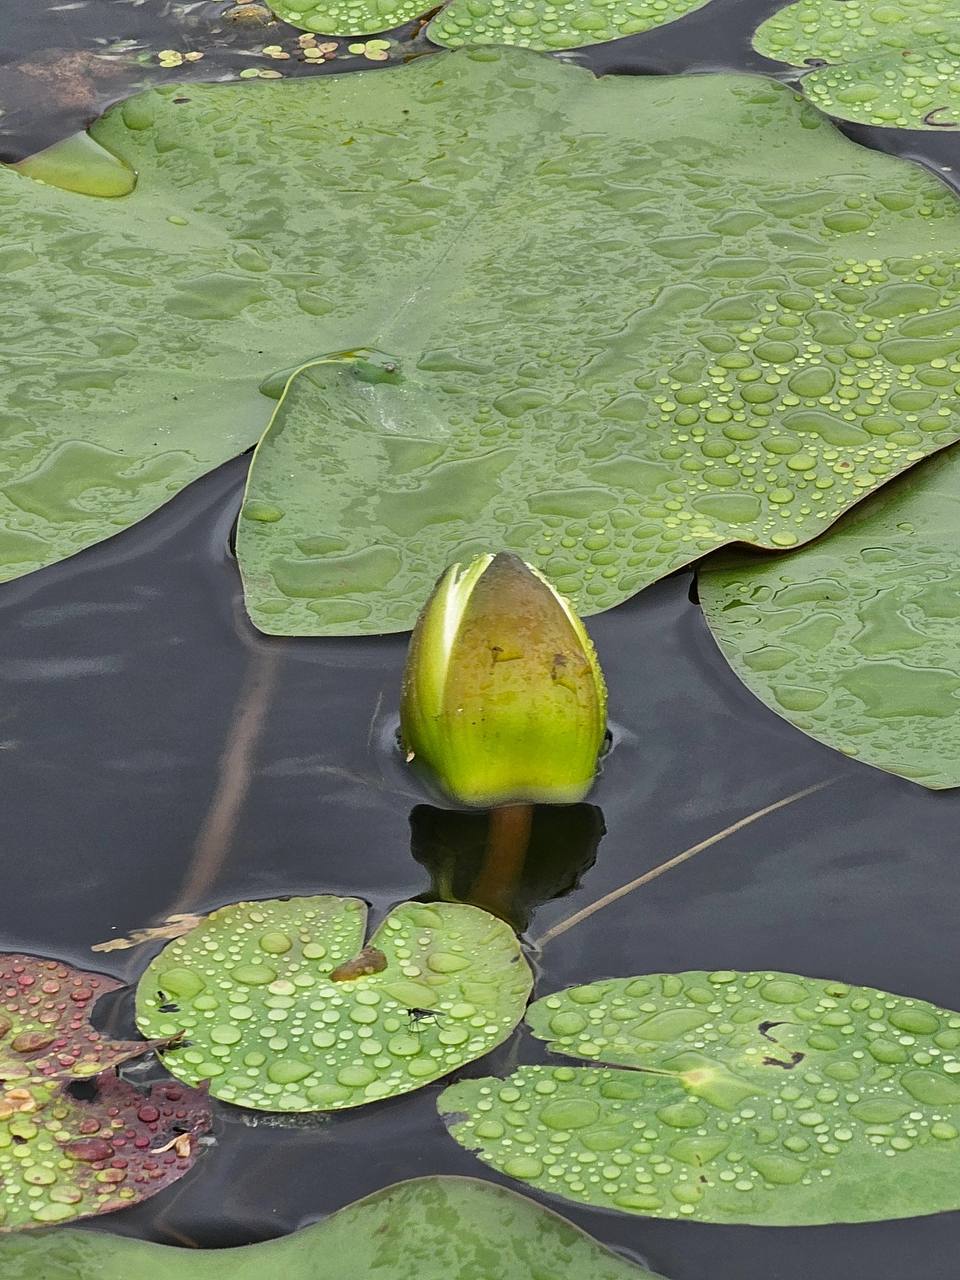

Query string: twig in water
534 777 837 948
171 648 280 912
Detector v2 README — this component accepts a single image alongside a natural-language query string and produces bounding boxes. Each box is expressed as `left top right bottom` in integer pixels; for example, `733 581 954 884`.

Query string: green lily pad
753 0 954 66
0 1176 660 1278
699 449 960 788
0 1073 211 1232
7 55 960 634
264 0 420 35
264 0 711 46
136 897 532 1112
804 45 960 130
753 0 960 130
428 0 713 52
440 970 960 1224
233 71 960 636
0 954 172 1084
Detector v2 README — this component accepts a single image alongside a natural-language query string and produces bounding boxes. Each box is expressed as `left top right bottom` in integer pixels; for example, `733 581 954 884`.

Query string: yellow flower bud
400 553 607 807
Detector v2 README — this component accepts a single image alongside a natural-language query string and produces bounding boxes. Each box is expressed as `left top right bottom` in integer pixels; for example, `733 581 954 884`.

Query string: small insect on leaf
406 1007 441 1026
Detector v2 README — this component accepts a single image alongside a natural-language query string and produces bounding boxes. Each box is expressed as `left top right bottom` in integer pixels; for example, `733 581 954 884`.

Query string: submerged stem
172 647 280 913
469 803 534 922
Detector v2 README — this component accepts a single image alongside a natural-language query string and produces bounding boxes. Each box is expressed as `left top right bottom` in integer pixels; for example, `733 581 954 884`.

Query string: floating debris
347 38 393 61
91 913 206 953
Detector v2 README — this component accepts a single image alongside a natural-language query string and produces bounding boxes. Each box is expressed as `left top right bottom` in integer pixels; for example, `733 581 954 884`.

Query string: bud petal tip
399 553 607 807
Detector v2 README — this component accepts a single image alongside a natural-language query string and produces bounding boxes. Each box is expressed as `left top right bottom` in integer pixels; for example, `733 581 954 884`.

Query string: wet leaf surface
753 0 960 130
699 449 960 788
440 970 960 1224
265 0 425 37
267 0 712 45
229 66 960 634
754 0 953 65
0 955 172 1084
430 0 713 48
0 955 211 1230
803 44 960 131
0 1175 658 1277
4 55 960 632
0 1072 211 1231
136 897 532 1111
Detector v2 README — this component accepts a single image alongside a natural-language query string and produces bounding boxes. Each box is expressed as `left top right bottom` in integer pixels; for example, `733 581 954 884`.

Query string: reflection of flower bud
410 803 605 933
400 553 607 807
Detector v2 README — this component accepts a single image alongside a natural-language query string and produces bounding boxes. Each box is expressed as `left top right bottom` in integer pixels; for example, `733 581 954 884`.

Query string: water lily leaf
0 1072 211 1231
231 73 960 636
6 54 960 633
440 970 960 1224
0 1175 659 1278
428 0 714 52
136 897 532 1112
264 0 711 46
263 0 422 36
753 0 954 66
803 45 960 131
753 0 960 129
0 954 172 1084
699 449 960 788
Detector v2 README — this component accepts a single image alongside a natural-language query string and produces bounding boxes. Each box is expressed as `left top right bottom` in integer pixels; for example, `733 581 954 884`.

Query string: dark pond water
3 1 960 1277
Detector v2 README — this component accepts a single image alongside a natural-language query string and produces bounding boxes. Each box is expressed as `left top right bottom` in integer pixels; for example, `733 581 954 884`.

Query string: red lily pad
0 955 173 1085
0 1072 212 1231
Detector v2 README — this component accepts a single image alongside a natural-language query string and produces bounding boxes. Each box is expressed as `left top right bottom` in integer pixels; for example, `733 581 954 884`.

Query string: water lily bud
400 552 607 807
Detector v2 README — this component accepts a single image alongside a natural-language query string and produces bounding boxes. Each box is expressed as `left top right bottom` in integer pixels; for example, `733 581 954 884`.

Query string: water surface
3 1 960 1276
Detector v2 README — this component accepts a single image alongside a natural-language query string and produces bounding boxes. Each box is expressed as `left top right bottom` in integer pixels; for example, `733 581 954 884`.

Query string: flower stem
469 802 534 924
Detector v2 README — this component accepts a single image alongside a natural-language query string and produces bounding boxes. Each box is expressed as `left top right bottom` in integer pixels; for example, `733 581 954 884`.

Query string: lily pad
752 0 960 130
136 897 532 1112
699 449 960 788
440 970 960 1224
803 45 960 130
0 954 171 1084
263 0 416 35
264 0 711 46
0 1175 660 1278
428 0 714 52
233 72 960 636
6 56 960 634
0 1073 211 1231
753 0 954 66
